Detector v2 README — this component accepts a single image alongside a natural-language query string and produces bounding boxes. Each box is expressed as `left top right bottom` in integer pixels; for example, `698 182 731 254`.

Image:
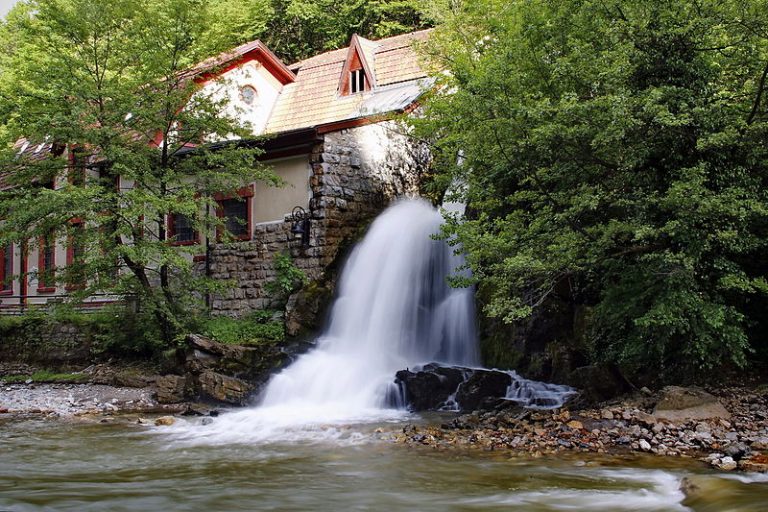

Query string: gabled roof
266 29 432 134
189 39 296 86
4 29 433 179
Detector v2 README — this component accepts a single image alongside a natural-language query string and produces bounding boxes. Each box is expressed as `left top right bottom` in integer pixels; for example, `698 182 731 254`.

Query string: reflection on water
2 418 768 512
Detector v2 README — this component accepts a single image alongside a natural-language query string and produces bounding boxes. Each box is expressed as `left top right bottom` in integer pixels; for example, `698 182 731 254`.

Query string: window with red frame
219 198 249 239
38 233 56 292
66 222 86 289
168 213 198 245
0 244 13 294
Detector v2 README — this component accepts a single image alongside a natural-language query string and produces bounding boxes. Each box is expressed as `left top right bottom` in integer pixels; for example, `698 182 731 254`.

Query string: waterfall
173 199 571 443
260 199 479 411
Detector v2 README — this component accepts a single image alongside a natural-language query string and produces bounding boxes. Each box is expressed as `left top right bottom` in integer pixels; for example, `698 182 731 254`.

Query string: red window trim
167 212 201 246
215 185 254 241
213 185 254 201
0 243 13 296
65 220 85 291
37 234 56 293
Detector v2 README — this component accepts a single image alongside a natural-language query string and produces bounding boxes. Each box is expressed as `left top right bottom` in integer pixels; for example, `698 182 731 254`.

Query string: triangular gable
191 40 296 86
338 34 377 96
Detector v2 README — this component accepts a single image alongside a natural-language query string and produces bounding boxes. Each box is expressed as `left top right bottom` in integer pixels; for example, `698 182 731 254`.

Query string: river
2 416 767 511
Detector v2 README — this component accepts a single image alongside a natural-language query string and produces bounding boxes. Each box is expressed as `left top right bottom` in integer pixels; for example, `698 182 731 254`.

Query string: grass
1 370 90 384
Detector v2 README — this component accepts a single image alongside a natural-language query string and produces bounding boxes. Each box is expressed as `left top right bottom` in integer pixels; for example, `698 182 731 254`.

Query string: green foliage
0 311 44 334
200 311 285 346
88 307 167 357
416 0 768 378
265 252 308 300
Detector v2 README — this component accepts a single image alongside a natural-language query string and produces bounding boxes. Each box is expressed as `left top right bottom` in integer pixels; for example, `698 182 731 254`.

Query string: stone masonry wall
208 120 430 318
0 321 91 368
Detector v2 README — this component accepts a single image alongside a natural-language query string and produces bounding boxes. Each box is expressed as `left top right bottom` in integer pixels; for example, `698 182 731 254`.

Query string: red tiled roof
267 29 432 134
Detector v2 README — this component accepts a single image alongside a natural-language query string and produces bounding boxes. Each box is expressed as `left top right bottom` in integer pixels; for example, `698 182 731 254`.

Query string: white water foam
457 468 690 511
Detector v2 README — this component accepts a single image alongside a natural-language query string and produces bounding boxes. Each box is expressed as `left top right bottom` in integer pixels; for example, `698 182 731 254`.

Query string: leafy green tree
0 0 278 343
205 0 437 63
416 0 768 378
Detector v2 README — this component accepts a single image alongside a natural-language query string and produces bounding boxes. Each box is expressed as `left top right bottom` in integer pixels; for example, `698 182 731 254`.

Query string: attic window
350 69 365 94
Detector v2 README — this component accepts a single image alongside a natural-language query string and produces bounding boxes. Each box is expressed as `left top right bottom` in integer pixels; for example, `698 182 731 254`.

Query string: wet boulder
394 364 466 411
155 374 188 404
454 370 513 411
197 371 254 406
395 363 575 413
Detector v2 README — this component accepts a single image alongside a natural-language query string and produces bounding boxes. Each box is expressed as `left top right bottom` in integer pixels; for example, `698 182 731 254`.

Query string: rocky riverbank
0 332 306 421
396 385 768 473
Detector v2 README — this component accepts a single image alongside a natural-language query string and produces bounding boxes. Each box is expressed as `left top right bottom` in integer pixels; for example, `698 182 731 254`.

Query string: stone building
0 30 434 318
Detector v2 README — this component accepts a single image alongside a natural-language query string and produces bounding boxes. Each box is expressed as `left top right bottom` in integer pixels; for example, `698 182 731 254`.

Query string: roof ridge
288 28 433 69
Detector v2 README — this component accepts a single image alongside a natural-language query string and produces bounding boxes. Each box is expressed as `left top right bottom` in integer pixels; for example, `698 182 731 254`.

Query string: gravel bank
396 386 768 473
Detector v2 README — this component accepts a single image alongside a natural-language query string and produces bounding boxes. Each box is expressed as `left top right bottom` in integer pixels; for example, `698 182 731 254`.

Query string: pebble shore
395 387 768 473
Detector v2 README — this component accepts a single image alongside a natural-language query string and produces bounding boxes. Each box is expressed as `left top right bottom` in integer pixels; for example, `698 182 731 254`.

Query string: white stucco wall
254 156 311 224
196 59 283 136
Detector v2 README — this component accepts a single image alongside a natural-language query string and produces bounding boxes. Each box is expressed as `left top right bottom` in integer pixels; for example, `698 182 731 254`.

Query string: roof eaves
189 40 296 85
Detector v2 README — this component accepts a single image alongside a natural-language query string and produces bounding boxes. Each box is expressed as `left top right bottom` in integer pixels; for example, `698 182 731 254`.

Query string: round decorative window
240 85 257 106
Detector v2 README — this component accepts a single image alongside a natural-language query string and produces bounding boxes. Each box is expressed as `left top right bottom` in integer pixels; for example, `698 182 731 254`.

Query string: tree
416 0 768 378
205 0 437 64
0 0 278 343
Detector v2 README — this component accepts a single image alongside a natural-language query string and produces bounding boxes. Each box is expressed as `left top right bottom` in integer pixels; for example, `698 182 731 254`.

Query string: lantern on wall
290 206 311 247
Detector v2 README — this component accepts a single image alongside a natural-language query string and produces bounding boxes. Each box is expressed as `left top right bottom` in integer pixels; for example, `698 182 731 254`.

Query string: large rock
393 364 564 413
284 282 333 338
653 386 731 421
156 374 188 404
198 371 254 405
454 370 513 411
394 364 466 411
181 334 292 405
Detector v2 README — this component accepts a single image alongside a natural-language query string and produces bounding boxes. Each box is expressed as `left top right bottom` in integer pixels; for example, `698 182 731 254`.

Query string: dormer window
240 85 257 106
350 69 365 94
339 35 376 96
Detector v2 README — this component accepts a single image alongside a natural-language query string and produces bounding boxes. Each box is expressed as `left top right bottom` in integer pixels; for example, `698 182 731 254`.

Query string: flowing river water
2 416 768 511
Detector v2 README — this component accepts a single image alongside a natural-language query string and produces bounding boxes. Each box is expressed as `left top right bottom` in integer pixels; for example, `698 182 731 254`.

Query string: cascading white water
171 199 571 443
261 199 479 411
